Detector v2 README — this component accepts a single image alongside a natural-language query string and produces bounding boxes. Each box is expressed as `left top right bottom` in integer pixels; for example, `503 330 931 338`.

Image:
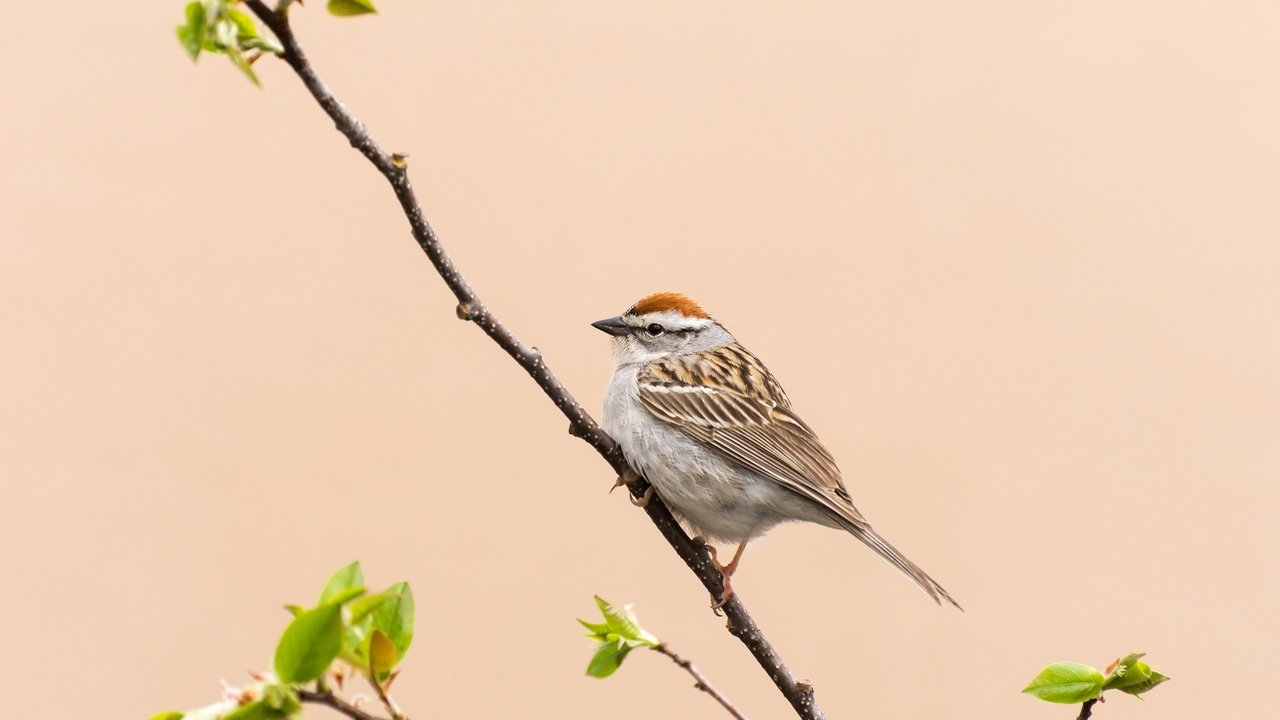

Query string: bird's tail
840 521 962 610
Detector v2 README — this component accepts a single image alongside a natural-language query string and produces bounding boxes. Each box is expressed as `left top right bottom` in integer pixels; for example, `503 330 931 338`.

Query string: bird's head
592 292 734 365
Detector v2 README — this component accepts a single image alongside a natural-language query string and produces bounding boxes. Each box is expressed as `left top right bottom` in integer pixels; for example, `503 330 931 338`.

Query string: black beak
591 316 631 337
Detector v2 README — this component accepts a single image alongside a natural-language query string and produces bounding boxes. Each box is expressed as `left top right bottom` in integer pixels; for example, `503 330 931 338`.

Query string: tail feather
841 521 962 610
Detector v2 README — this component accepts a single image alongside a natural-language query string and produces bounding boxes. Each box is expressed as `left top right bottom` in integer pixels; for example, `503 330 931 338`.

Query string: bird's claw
611 468 653 507
703 543 742 611
610 467 642 492
709 582 735 613
629 486 655 508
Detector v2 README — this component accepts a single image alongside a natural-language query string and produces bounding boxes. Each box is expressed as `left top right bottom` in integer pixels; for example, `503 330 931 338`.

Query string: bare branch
241 3 824 717
1077 698 1099 720
298 688 394 720
652 643 749 720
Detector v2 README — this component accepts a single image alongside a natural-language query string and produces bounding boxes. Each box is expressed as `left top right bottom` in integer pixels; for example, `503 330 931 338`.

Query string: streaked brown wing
638 347 867 526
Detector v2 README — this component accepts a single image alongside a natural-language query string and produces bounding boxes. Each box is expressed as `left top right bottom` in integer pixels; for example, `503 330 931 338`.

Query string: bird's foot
703 544 740 611
709 576 736 612
610 467 642 492
629 485 655 508
611 468 654 507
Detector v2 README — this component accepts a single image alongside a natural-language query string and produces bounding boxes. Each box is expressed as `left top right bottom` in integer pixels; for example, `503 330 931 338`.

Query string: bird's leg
704 541 748 609
611 467 654 507
720 541 748 577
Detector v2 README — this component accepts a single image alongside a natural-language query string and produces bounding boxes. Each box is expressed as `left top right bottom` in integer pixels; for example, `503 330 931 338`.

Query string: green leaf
274 602 343 684
1022 662 1105 704
1102 652 1171 697
327 0 378 16
347 591 392 625
593 596 658 647
577 618 611 642
339 582 413 670
368 628 398 681
149 713 184 720
580 597 659 678
227 8 284 55
261 685 301 715
226 8 257 36
1102 653 1149 691
240 34 284 55
585 640 634 678
284 604 305 617
1118 668 1170 697
368 582 414 658
221 700 287 720
176 2 206 61
1115 652 1147 670
226 50 261 87
320 562 364 605
210 17 237 52
323 585 366 607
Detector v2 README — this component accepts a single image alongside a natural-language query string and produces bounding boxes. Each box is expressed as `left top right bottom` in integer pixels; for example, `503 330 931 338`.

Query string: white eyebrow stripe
625 310 714 331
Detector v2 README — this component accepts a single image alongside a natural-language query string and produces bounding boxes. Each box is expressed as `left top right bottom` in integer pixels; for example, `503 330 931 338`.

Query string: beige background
2 2 1278 718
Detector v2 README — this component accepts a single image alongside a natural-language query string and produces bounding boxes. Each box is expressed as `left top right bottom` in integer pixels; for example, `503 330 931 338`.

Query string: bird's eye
646 323 665 336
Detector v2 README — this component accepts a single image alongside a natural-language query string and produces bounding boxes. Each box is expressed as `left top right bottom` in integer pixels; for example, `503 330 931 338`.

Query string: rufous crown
627 292 710 319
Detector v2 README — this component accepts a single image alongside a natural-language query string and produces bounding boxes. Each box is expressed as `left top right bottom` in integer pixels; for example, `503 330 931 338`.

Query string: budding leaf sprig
176 0 377 86
1022 652 1169 710
578 596 660 678
150 560 415 720
1101 653 1170 696
175 1 281 85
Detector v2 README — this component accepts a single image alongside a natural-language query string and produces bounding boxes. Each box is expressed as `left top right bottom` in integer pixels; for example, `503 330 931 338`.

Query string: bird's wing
637 344 867 527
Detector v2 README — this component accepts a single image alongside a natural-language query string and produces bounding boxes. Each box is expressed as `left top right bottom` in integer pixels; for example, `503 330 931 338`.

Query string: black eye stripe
628 320 699 336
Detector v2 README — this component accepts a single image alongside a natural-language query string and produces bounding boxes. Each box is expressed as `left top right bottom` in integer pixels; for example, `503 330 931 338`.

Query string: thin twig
1077 698 1099 720
240 3 823 718
367 675 403 720
652 643 749 720
298 688 394 720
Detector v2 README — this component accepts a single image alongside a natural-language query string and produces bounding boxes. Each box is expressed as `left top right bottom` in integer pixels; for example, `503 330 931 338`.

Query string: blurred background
2 2 1278 718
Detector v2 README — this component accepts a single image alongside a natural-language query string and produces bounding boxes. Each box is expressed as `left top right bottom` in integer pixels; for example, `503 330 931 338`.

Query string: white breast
600 365 821 542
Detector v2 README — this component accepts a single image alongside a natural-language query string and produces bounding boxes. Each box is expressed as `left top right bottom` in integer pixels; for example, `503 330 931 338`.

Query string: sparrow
594 292 959 608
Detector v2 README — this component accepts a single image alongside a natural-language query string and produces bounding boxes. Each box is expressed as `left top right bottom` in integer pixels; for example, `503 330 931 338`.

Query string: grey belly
603 375 835 542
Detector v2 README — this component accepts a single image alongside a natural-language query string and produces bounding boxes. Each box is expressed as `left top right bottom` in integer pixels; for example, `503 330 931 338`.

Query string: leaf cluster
151 561 414 720
176 1 281 85
577 596 660 678
176 0 377 86
1022 653 1170 706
